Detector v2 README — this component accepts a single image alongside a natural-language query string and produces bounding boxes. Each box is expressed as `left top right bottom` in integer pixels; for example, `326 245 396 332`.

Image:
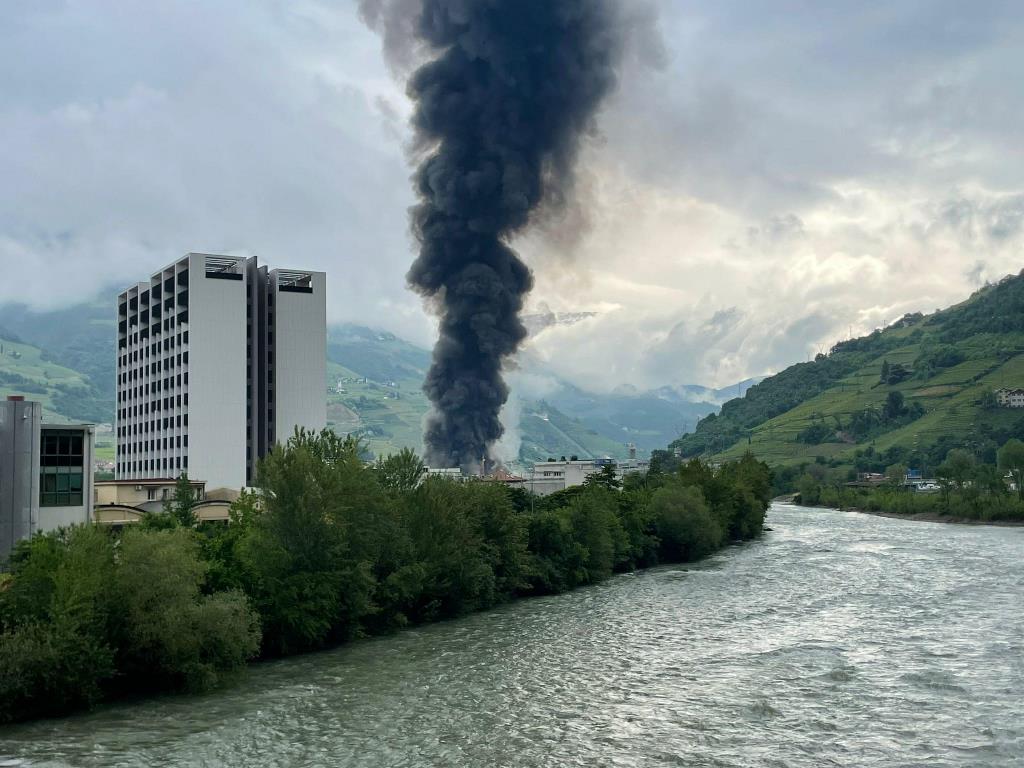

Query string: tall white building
116 253 325 490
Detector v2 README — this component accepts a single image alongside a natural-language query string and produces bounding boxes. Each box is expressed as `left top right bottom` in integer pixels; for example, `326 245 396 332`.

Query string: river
2 504 1022 767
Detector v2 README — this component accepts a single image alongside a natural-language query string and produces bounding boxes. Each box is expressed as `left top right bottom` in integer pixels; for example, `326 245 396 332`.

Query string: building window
39 430 84 507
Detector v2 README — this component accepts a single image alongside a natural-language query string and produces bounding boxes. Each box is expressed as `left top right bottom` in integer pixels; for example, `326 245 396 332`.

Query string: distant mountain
322 323 743 461
671 272 1024 472
0 300 749 465
327 324 430 383
0 298 115 425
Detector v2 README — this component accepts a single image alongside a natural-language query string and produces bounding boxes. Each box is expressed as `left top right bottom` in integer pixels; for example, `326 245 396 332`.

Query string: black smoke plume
404 0 623 469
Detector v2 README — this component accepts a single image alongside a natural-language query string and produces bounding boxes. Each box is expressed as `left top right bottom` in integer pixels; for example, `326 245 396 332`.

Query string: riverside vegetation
787 438 1024 522
0 430 771 724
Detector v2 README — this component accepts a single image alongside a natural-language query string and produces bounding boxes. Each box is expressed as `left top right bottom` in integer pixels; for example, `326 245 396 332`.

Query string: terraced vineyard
0 336 100 423
674 272 1024 472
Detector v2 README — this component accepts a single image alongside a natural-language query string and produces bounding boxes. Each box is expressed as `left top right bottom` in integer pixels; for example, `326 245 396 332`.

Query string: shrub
117 528 260 691
650 483 724 562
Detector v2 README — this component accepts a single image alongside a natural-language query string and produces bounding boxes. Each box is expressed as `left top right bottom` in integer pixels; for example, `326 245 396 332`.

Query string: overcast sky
2 1 1022 390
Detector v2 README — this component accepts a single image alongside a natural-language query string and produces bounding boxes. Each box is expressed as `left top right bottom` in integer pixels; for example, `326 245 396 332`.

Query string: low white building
995 388 1024 408
524 454 649 496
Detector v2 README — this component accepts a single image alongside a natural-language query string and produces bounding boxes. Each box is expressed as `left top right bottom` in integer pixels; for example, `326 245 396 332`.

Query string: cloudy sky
2 1 1022 391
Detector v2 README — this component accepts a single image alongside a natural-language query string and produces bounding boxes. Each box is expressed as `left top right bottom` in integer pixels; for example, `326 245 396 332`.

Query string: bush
0 525 117 722
650 483 724 562
116 528 261 692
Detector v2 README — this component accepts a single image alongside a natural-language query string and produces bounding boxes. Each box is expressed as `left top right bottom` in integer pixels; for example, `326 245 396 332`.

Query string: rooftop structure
93 478 238 526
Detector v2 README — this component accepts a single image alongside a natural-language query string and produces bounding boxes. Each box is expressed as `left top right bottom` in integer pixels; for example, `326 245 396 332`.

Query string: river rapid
2 504 1022 767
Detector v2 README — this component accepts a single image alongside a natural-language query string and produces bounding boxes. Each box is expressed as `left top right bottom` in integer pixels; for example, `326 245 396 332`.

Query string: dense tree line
0 431 770 723
790 439 1024 521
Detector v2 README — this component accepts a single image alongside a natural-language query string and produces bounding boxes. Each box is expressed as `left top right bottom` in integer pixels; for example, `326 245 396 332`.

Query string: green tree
117 528 260 691
885 463 908 487
797 473 821 505
998 438 1024 501
163 473 197 527
375 447 425 493
240 430 366 654
649 483 724 562
199 490 261 593
937 448 976 490
398 478 496 620
883 391 906 421
566 488 627 581
583 464 621 490
0 526 117 722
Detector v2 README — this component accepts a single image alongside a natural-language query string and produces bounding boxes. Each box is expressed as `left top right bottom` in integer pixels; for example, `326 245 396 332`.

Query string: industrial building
116 253 326 490
524 446 650 496
1 397 94 561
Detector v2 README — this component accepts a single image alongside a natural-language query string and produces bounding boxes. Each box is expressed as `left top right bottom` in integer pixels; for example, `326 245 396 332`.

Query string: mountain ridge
669 271 1024 473
0 298 749 463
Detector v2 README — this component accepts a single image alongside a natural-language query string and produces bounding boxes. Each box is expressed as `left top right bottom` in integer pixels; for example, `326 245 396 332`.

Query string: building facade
93 478 236 527
995 388 1024 408
116 253 325 490
1 397 94 562
523 452 651 497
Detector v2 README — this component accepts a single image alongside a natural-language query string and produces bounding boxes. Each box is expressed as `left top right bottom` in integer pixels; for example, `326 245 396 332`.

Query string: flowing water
2 504 1023 767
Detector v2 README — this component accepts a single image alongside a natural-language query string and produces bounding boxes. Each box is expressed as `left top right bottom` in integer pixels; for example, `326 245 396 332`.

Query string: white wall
38 425 94 533
272 271 326 445
187 254 250 489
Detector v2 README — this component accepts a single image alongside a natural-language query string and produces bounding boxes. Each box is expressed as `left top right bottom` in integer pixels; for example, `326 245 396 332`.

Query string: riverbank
849 507 1024 527
4 504 1022 768
779 500 1024 527
0 437 773 725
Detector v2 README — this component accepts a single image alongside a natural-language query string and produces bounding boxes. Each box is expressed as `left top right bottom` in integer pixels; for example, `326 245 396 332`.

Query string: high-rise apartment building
116 253 325 489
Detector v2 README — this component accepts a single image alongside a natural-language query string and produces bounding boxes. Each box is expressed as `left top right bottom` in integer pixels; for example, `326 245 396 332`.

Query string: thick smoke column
406 0 622 469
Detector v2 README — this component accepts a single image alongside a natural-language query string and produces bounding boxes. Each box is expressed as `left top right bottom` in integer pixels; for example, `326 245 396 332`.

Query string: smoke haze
401 0 625 469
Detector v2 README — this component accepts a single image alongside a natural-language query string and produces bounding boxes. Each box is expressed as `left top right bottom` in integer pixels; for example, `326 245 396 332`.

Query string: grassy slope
700 274 1024 468
519 400 628 463
324 325 632 461
326 360 432 460
0 336 92 423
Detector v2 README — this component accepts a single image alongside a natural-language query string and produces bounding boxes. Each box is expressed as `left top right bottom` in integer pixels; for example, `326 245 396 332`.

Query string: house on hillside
995 388 1024 408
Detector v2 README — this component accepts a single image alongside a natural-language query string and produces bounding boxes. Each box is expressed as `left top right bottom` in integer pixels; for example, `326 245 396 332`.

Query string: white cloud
1 0 1023 390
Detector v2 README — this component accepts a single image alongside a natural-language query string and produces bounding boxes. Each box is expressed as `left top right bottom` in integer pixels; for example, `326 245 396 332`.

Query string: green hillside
519 400 627 463
0 297 116 422
0 336 98 423
671 272 1024 472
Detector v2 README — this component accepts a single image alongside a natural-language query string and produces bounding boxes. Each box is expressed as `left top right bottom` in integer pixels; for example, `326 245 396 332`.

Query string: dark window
39 430 85 507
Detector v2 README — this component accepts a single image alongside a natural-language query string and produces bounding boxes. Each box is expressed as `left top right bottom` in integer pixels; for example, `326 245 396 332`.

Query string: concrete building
1 397 94 561
995 388 1024 408
116 253 326 490
523 450 651 497
524 457 609 496
93 478 236 527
